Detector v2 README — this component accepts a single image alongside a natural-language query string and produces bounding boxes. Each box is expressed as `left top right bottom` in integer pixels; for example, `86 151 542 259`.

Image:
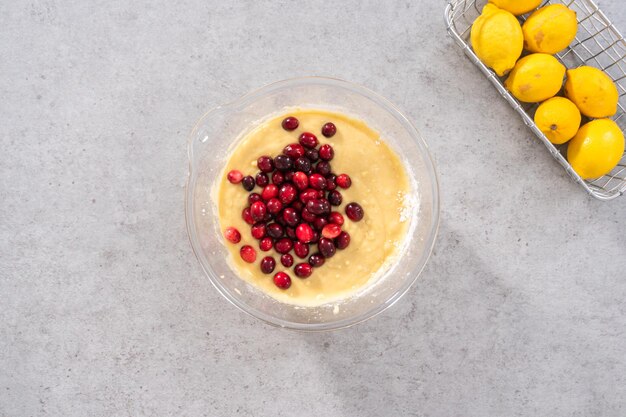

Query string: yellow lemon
567 119 624 179
504 53 566 102
488 0 543 15
471 4 523 76
534 97 581 144
564 66 619 118
523 4 578 54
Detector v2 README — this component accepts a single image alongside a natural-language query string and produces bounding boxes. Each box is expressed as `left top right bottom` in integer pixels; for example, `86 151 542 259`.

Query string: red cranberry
271 171 285 185
242 176 255 191
345 202 364 222
329 211 344 225
319 144 334 161
306 199 330 215
259 237 273 251
248 193 262 205
274 155 294 171
266 198 283 214
256 172 269 187
278 183 297 205
257 156 274 173
328 190 342 206
295 263 313 278
284 171 294 182
294 241 309 258
315 161 331 176
336 174 351 189
309 173 327 190
301 208 317 222
294 157 312 173
223 227 241 243
283 143 305 158
251 223 266 239
250 201 267 222
326 174 337 191
309 253 325 268
266 223 284 239
291 200 304 211
313 216 328 231
242 207 254 225
275 238 293 254
282 207 300 226
335 231 350 249
282 116 299 131
263 211 272 222
260 256 276 274
299 132 318 148
273 272 292 289
299 188 319 203
321 122 337 138
280 253 294 267
293 171 309 190
261 184 278 201
296 223 314 243
305 148 319 162
240 245 257 263
227 170 243 184
318 238 336 258
322 223 341 239
286 226 297 240
310 230 320 243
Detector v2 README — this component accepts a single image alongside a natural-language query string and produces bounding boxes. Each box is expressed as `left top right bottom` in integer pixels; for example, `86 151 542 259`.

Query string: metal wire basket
445 0 626 201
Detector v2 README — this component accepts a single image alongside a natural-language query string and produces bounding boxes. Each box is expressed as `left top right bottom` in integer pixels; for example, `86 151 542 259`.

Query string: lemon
471 4 523 76
567 119 624 179
564 66 619 118
534 97 581 144
488 0 543 15
504 53 566 102
522 4 578 54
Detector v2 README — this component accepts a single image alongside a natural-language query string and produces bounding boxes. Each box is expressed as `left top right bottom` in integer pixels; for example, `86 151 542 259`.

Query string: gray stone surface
1 0 625 416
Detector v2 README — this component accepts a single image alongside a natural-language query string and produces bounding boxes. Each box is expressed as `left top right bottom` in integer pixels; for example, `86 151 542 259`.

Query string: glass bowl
185 77 439 331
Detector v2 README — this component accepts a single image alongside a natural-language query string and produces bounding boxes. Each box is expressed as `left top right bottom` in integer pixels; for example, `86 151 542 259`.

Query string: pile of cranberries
223 117 365 290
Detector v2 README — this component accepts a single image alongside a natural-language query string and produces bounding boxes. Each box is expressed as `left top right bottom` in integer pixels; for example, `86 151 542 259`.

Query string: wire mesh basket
445 0 626 201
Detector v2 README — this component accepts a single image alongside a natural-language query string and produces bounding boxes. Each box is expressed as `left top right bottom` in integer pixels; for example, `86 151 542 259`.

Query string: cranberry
275 213 286 226
282 207 300 226
322 122 337 138
313 216 328 231
284 171 294 182
283 143 305 158
260 184 277 200
301 208 317 223
251 223 266 239
296 223 314 243
309 253 325 268
274 155 294 171
273 272 292 289
322 223 341 239
223 227 241 243
280 253 294 267
293 171 309 190
259 237 273 251
266 198 283 214
248 193 262 205
309 173 327 190
256 172 269 187
311 230 320 243
319 144 334 161
328 190 342 206
250 201 267 222
240 245 257 263
291 200 304 211
306 199 330 215
335 231 350 249
329 211 344 225
227 170 243 184
294 157 312 173
299 132 318 148
263 211 272 222
271 171 285 185
282 116 299 131
315 161 331 176
257 156 274 173
266 223 284 239
260 256 276 274
345 202 364 221
286 226 297 240
299 188 319 203
278 183 297 205
326 174 337 191
318 238 336 258
242 176 255 191
295 263 313 278
305 148 319 162
294 241 310 258
275 238 293 254
242 207 254 225
336 174 351 189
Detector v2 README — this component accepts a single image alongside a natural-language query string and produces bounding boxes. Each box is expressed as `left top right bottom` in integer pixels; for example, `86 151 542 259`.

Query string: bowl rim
185 76 441 331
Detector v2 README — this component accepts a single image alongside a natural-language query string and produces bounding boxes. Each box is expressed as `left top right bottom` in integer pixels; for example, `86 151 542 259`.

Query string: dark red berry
306 199 330 215
275 238 293 254
260 256 276 274
242 176 255 191
336 174 351 189
251 223 266 239
326 174 337 191
311 230 320 243
296 223 314 243
301 208 316 223
259 237 273 251
345 202 364 221
284 171 294 182
318 238 336 258
299 132 318 148
286 226 297 239
319 144 334 161
257 156 274 173
283 143 305 158
224 227 241 243
282 207 300 226
261 184 279 201
227 170 243 184
291 201 304 211
266 198 283 214
329 211 344 225
309 173 327 190
299 188 319 203
295 263 313 278
294 241 309 258
321 122 337 138
335 231 350 249
256 172 269 187
322 223 341 239
271 171 285 185
242 207 254 225
305 148 319 162
309 253 325 267
328 190 342 206
273 272 292 289
313 216 328 231
248 193 262 205
282 117 299 131
294 157 312 173
240 245 257 263
281 253 294 267
275 213 287 226
266 223 284 239
278 183 297 205
274 155 294 171
250 201 267 222
315 161 331 176
293 171 309 190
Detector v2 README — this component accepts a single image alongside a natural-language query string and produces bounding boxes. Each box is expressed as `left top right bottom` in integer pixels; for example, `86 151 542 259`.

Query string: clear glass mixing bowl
185 77 439 331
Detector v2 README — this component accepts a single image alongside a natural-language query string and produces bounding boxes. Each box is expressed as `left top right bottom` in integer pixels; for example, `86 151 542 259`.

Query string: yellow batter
216 109 412 306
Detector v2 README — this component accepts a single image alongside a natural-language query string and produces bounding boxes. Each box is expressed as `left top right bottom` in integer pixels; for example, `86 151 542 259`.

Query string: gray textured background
1 1 625 416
